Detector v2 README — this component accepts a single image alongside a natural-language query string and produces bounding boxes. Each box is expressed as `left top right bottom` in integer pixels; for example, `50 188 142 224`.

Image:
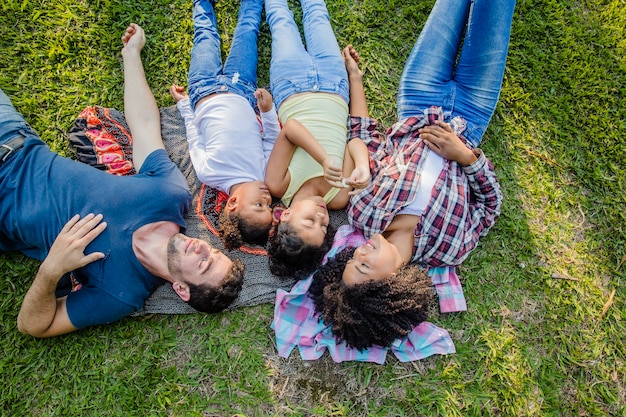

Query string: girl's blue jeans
397 0 516 147
187 0 263 111
265 0 349 110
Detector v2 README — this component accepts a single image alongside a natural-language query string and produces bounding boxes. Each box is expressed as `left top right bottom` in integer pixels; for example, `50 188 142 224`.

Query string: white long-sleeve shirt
176 94 280 193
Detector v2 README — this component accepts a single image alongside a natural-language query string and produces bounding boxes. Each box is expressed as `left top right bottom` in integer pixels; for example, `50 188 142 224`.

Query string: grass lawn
1 0 625 416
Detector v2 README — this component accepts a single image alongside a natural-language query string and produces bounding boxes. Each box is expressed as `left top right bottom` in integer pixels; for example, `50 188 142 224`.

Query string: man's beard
167 234 183 279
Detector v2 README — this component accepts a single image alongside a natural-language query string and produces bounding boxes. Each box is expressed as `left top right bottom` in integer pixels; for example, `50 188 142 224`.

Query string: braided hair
308 247 432 351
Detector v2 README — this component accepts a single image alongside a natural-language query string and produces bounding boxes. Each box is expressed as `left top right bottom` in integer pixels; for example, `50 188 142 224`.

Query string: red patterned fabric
67 106 135 176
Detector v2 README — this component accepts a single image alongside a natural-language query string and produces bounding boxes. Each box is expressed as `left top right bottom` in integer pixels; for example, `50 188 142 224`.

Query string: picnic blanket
272 224 457 364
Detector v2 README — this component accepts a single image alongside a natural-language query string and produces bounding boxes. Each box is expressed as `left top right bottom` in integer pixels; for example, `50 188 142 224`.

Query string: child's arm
255 88 274 114
344 138 370 192
170 84 215 185
255 88 281 160
265 119 342 197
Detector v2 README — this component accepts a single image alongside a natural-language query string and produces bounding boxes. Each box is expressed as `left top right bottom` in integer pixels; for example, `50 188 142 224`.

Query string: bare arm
339 45 371 196
265 119 342 197
343 45 369 118
121 24 164 172
17 214 107 337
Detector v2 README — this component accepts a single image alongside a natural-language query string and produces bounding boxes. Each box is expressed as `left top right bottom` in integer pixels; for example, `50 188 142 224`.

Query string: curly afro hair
217 203 272 251
267 220 336 279
185 259 245 313
308 247 432 351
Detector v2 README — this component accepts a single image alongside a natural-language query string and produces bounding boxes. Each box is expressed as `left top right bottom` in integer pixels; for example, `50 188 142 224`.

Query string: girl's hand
345 164 370 195
323 156 344 188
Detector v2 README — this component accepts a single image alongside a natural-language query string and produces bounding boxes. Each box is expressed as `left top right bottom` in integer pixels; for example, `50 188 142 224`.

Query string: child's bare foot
169 84 188 103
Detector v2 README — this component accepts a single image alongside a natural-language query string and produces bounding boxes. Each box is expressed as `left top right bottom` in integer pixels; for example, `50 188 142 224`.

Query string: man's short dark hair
185 259 245 313
218 204 271 250
308 248 432 351
267 220 335 279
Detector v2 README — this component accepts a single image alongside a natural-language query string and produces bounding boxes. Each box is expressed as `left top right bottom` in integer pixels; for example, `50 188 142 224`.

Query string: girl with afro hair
308 247 433 351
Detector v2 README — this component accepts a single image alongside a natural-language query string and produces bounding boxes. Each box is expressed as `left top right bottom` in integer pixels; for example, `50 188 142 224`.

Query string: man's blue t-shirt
0 137 191 328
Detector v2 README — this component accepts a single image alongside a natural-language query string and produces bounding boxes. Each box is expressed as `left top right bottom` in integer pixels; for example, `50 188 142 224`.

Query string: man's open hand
40 213 107 280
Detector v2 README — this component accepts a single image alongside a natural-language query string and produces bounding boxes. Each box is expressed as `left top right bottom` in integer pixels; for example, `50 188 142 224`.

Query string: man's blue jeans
265 0 349 110
187 0 263 111
397 0 516 147
0 89 35 146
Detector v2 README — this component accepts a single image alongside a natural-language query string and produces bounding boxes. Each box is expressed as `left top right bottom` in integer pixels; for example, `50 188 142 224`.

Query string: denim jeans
187 0 263 110
397 0 516 147
0 89 36 146
265 0 349 110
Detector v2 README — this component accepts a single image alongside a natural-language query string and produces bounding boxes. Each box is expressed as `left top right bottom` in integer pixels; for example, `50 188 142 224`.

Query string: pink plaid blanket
272 225 464 364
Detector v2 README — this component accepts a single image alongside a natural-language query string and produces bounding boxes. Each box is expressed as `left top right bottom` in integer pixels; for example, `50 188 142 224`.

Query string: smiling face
228 180 273 229
167 233 232 289
341 234 404 286
280 196 330 247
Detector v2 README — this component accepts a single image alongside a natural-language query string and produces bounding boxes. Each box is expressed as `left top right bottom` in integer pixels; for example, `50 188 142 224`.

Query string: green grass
1 0 625 415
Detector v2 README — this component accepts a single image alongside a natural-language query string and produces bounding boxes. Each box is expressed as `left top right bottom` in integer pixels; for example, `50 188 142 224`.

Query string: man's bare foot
169 84 188 103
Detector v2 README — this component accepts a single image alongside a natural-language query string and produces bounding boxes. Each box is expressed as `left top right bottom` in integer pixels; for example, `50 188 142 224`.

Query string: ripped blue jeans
397 0 516 147
187 0 263 110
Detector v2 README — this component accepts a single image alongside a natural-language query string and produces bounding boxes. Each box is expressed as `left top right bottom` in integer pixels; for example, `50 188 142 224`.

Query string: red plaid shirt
347 106 502 267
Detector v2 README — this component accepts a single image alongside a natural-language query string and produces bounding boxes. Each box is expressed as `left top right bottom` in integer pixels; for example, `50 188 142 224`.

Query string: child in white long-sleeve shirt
171 0 280 250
